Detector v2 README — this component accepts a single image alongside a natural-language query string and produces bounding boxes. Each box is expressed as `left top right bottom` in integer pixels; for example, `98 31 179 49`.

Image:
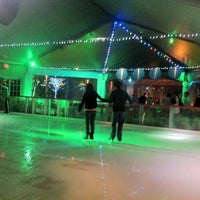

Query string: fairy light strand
0 21 199 70
102 21 118 73
33 65 200 71
116 22 185 68
0 33 199 48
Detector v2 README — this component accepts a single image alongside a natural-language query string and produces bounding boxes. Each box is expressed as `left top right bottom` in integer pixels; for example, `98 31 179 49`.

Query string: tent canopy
0 0 199 71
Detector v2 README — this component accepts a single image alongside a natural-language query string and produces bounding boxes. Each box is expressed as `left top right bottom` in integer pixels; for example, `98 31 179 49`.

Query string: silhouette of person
184 91 192 106
139 93 147 104
164 92 171 105
108 79 132 142
1 82 10 113
78 83 107 140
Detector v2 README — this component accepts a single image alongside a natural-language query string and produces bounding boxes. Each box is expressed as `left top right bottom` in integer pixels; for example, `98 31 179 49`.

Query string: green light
30 61 36 67
27 60 37 67
169 37 174 44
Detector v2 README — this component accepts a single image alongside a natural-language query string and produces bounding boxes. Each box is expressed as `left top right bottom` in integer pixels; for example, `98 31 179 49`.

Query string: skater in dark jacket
78 82 107 139
108 79 132 141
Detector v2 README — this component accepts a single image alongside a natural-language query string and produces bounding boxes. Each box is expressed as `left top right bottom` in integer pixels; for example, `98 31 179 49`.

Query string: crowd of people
136 91 193 107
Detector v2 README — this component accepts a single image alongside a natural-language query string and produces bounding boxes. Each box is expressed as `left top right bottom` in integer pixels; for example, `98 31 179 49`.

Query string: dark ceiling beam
88 0 115 20
174 0 200 8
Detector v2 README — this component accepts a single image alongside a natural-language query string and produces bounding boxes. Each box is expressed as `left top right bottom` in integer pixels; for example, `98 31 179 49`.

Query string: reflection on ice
0 113 200 200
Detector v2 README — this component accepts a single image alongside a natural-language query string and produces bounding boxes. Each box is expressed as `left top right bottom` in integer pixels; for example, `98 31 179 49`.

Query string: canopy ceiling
0 0 199 72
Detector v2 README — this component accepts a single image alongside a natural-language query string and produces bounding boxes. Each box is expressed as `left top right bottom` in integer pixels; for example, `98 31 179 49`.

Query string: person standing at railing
0 82 10 114
138 93 147 104
163 92 171 105
169 91 183 128
194 96 200 107
108 79 132 142
184 91 192 106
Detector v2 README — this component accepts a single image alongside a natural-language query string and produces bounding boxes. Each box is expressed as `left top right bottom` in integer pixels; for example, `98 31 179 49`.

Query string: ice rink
1 112 200 200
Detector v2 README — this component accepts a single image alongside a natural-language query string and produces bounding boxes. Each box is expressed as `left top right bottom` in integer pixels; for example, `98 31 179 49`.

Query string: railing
2 96 200 131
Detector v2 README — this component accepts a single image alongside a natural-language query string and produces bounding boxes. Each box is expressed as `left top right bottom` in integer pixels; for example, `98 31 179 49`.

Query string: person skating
78 82 107 140
108 79 132 142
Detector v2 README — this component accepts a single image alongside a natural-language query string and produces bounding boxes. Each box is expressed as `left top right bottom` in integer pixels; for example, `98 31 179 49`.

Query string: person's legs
89 111 96 139
84 111 90 139
110 112 118 140
117 112 125 141
5 98 9 113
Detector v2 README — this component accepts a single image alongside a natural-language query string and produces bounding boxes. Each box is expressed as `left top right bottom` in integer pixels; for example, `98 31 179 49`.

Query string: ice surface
0 113 200 200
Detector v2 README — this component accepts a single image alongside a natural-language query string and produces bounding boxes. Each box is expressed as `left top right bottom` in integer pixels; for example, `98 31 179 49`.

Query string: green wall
1 65 108 98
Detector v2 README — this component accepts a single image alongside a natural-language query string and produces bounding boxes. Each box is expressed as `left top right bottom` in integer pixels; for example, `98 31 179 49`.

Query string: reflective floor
1 112 200 200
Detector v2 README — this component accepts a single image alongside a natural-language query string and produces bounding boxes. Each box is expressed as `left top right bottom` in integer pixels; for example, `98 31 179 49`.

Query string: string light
34 65 200 72
115 22 184 68
149 33 199 40
0 38 109 48
0 20 199 70
0 33 199 48
102 21 118 73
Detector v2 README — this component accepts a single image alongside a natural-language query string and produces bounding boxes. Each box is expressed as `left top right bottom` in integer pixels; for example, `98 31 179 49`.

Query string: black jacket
78 91 107 111
109 88 132 112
